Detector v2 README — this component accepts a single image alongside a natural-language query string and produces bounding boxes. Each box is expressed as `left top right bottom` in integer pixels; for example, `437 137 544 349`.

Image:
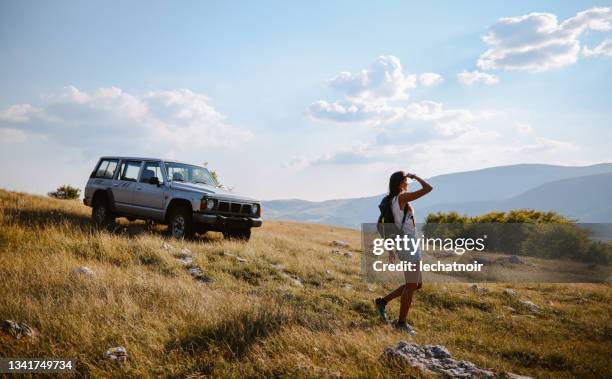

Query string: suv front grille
218 202 229 212
216 200 256 216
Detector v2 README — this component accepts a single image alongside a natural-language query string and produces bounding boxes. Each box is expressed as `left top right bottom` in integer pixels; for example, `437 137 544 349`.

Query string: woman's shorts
397 246 422 285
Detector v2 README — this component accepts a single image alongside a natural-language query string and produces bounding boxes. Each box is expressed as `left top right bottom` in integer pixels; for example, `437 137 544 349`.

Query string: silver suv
83 156 262 240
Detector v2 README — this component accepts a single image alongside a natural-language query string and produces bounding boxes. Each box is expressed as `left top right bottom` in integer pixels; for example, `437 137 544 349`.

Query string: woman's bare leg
383 284 405 303
398 283 417 322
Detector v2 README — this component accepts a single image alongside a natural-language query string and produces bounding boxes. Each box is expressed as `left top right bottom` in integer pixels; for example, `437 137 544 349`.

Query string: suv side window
119 161 142 182
94 159 119 179
140 162 164 184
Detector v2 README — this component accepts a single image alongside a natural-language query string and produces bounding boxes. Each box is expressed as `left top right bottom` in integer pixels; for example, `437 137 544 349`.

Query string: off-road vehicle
84 157 262 240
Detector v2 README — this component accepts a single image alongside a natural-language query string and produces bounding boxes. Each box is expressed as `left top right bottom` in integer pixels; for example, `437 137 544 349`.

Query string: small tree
203 162 223 188
48 185 81 200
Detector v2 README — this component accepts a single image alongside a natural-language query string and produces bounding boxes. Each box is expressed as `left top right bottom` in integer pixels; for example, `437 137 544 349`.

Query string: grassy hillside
1 190 610 378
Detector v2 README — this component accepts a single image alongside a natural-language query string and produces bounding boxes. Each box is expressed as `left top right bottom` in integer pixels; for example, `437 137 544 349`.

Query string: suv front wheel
169 206 195 239
92 198 115 229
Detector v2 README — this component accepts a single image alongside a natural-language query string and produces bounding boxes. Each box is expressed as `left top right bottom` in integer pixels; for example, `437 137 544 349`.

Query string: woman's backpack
377 195 408 238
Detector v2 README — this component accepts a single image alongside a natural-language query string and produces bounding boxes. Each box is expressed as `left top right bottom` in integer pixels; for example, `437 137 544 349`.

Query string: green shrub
48 185 81 200
425 210 609 263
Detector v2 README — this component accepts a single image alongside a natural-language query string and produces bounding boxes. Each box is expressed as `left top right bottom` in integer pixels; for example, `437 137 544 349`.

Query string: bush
48 185 81 200
425 210 609 263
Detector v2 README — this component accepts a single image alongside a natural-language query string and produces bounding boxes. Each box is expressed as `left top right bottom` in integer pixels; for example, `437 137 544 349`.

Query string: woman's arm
398 174 433 208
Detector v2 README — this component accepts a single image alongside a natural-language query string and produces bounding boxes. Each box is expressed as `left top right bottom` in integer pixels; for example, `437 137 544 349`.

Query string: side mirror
149 176 160 186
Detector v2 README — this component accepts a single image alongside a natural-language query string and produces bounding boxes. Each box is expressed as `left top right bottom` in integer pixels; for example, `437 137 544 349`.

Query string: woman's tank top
392 195 416 236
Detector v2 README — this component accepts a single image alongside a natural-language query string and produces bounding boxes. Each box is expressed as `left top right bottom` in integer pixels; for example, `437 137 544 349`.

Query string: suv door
112 160 143 214
131 161 167 220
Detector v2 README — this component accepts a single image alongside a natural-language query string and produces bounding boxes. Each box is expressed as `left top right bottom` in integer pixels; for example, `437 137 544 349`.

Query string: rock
506 373 534 379
105 346 128 361
332 240 348 247
469 284 489 294
326 269 334 275
162 242 174 251
187 266 211 283
73 266 96 277
280 272 304 288
384 341 532 379
509 255 523 264
342 283 353 291
518 300 540 313
429 345 452 359
1 320 40 339
180 247 192 255
331 249 342 255
272 263 285 271
504 288 518 297
176 256 193 266
343 252 353 258
236 257 248 263
220 251 234 257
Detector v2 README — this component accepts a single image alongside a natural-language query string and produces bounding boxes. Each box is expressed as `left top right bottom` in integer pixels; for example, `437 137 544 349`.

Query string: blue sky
1 1 611 200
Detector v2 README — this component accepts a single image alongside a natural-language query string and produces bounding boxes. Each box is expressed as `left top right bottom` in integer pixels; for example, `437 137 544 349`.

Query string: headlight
200 198 216 211
252 204 259 214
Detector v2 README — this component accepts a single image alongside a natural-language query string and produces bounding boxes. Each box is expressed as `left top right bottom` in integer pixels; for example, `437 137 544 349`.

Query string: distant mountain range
263 163 612 229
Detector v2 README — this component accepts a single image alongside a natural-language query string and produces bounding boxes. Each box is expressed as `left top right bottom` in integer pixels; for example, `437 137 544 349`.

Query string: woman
375 171 433 335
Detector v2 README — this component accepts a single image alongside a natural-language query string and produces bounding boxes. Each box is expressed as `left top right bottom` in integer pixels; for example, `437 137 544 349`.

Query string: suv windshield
164 162 218 186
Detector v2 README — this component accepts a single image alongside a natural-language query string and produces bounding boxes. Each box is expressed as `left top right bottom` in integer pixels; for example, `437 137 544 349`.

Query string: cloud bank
477 7 612 71
307 56 447 124
297 55 578 171
0 86 252 155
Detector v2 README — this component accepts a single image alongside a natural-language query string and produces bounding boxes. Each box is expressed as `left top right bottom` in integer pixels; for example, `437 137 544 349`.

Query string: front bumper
193 213 263 228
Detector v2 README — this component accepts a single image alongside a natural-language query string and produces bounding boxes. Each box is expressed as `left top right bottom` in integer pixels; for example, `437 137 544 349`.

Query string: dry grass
0 189 610 378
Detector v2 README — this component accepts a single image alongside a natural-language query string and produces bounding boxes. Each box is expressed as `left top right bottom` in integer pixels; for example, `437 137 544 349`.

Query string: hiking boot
375 298 388 322
391 319 417 335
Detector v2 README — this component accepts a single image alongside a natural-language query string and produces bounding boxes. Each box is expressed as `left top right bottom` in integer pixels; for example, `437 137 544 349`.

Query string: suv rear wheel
169 206 194 239
223 228 251 241
92 197 115 229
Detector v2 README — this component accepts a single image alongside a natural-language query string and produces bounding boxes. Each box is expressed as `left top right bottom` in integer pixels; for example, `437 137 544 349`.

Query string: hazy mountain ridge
263 163 612 228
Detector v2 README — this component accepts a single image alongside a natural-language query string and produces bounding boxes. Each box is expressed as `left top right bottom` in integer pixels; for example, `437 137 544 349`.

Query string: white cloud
477 7 612 71
329 55 417 100
306 99 403 124
0 128 28 144
457 70 500 86
515 122 533 134
308 57 451 124
0 104 43 123
0 86 252 155
583 38 612 57
419 73 444 87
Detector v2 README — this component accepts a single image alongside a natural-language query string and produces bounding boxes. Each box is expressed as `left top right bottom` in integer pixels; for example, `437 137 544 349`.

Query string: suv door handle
113 183 118 187
136 187 142 191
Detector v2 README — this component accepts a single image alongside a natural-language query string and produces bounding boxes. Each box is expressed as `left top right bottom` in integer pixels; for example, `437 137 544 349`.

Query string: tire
169 206 195 239
223 228 251 241
92 197 115 229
